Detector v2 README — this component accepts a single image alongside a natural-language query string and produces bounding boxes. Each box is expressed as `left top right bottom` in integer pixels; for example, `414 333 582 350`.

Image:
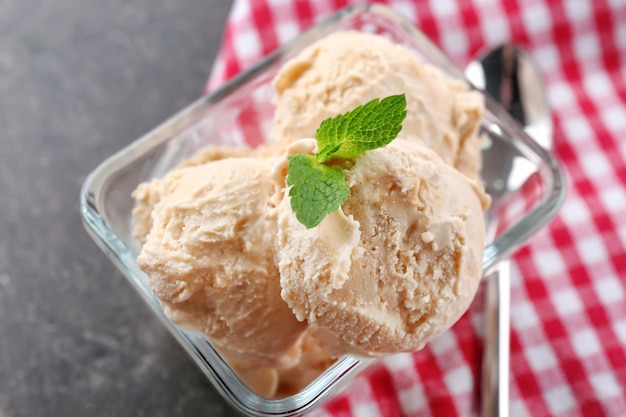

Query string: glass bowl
80 4 566 416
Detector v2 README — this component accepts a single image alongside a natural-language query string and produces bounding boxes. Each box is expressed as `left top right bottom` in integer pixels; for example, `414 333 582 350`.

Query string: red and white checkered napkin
207 1 626 416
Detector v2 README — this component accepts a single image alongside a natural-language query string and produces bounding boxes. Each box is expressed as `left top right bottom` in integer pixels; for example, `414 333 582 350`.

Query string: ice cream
132 30 489 398
135 156 307 369
274 138 488 357
272 31 485 179
275 331 337 397
132 146 257 244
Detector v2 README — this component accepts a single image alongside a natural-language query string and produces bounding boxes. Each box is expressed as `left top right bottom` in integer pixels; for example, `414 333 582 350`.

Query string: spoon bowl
469 45 553 203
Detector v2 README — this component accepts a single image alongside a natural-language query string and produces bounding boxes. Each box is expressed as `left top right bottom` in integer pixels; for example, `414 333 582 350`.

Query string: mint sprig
286 94 407 228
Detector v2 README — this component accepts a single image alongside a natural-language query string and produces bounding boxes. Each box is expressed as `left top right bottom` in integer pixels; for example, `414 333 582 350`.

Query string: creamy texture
132 30 491 399
218 346 280 398
272 31 485 179
132 146 256 244
276 139 488 357
218 329 336 398
136 156 307 368
276 331 337 397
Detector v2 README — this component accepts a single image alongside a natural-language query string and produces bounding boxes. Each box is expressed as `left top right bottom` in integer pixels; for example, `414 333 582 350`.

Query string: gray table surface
0 1 237 415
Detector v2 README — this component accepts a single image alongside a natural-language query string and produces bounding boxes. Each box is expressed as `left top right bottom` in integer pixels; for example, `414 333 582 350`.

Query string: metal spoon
465 45 553 417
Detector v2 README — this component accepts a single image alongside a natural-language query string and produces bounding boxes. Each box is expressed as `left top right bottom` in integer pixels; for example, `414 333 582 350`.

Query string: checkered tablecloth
206 1 626 416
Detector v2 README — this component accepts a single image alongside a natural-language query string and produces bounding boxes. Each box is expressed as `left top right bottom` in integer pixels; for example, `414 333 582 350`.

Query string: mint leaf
315 94 407 162
286 95 406 228
286 154 349 228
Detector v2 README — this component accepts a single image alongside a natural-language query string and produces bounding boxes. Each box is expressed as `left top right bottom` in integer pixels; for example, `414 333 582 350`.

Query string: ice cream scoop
271 31 485 180
275 138 488 357
136 156 307 368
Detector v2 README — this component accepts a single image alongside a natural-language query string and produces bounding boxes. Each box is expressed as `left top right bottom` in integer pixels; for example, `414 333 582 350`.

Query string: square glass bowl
80 4 566 416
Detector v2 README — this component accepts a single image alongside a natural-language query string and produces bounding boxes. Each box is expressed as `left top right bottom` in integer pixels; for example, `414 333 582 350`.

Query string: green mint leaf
286 95 406 229
286 154 349 228
315 94 407 162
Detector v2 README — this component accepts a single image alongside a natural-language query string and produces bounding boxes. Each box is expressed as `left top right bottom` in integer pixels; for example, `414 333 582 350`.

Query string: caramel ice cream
272 31 485 179
132 30 489 399
276 331 337 397
275 138 488 357
135 156 307 368
132 146 256 244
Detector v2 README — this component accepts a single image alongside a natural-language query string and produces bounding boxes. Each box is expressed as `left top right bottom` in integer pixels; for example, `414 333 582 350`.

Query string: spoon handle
482 260 511 417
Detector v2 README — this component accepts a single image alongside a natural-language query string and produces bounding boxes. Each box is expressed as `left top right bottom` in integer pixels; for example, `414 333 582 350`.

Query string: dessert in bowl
81 4 565 416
